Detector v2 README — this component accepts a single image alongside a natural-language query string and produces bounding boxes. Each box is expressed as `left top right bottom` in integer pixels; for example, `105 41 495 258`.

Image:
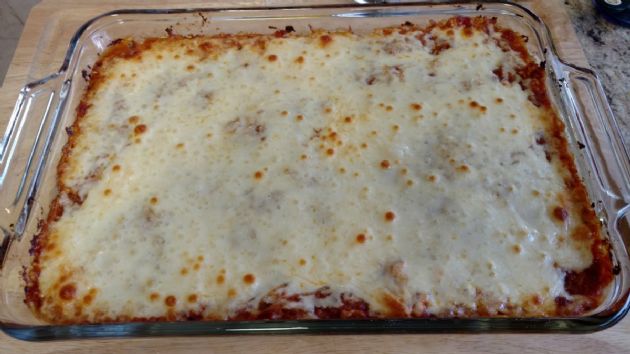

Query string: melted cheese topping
35 24 596 322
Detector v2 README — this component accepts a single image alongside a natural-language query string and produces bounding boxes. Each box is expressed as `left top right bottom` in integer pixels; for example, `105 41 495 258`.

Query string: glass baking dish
1 1 629 340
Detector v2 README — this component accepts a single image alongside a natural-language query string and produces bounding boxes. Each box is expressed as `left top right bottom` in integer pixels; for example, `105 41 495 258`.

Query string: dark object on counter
594 0 630 27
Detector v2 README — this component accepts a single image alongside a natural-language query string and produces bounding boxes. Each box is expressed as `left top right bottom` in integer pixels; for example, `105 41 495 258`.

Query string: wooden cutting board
0 1 627 352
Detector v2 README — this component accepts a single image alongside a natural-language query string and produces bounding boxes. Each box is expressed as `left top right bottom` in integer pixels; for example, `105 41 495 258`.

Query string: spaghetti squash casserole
25 17 613 323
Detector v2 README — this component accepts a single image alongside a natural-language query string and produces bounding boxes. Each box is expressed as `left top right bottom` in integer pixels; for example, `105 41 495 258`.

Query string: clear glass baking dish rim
0 1 629 340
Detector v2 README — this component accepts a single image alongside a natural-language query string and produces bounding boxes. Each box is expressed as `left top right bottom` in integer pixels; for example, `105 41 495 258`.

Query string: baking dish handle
560 63 630 202
0 74 69 259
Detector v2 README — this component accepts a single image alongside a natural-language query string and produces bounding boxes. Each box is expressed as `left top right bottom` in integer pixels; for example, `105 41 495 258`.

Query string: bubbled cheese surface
36 25 593 322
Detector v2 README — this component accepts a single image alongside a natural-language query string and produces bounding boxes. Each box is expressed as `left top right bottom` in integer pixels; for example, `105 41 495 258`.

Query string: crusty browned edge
23 16 613 323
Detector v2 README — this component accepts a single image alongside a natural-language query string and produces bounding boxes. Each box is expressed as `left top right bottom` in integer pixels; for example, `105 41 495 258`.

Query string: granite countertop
566 0 630 145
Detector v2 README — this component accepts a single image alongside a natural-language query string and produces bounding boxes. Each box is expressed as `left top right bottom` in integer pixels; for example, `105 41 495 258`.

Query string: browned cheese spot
512 244 522 254
59 284 76 301
552 206 568 222
134 124 147 135
469 100 487 113
243 273 256 284
457 164 470 173
531 294 543 305
319 35 333 47
165 295 176 307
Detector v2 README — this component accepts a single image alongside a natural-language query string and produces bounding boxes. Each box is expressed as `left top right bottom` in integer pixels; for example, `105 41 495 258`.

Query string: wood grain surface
0 1 628 352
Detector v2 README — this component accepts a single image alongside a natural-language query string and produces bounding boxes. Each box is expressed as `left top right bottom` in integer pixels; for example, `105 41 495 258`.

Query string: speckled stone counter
566 0 630 145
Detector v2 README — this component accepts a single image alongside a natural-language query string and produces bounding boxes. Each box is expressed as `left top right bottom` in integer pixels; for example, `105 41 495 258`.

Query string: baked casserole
24 16 613 323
